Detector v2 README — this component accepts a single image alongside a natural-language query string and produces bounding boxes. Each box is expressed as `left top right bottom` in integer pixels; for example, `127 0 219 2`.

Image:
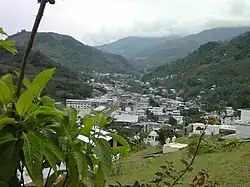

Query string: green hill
136 27 250 69
8 31 138 74
143 31 250 109
0 47 92 100
96 36 172 58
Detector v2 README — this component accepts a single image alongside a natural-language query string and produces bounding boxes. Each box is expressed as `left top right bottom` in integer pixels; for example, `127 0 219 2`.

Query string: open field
108 138 250 187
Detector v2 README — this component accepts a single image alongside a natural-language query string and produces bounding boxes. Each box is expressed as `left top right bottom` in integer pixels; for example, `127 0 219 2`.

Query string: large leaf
16 90 33 117
28 106 63 121
107 133 130 148
30 68 56 97
41 96 55 108
0 40 17 54
43 147 58 174
1 74 14 94
23 132 44 186
0 133 17 147
14 71 31 89
0 80 11 104
64 107 77 129
0 141 20 182
81 116 95 136
94 165 105 187
75 151 89 181
0 118 16 131
94 139 112 178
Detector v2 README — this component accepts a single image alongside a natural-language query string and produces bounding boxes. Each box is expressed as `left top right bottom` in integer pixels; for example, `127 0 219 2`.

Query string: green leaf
30 68 56 97
44 147 58 174
0 133 17 147
64 107 77 129
94 139 112 178
0 118 16 131
0 27 7 35
0 80 11 104
107 133 130 148
41 96 55 108
28 106 63 120
16 90 33 117
81 116 95 136
0 141 20 182
0 40 17 54
75 151 89 181
23 132 44 186
45 139 64 162
94 165 105 187
14 71 31 89
1 74 14 94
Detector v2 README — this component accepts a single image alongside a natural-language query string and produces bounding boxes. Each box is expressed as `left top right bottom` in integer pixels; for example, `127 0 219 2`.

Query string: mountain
143 31 250 109
0 46 92 100
137 27 250 69
8 31 137 74
95 36 176 58
97 27 250 69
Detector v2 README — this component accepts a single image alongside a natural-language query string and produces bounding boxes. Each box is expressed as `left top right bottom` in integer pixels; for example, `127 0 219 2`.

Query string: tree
157 128 175 145
169 116 178 126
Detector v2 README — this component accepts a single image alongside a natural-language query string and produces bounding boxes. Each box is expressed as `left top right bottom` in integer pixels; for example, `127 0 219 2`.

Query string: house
113 114 139 126
188 123 220 136
228 109 250 139
66 98 114 109
148 107 163 116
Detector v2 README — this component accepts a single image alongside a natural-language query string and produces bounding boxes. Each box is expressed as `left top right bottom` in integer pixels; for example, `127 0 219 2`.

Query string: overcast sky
1 0 250 45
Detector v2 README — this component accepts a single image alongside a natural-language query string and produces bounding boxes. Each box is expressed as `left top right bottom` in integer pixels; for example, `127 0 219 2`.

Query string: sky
1 0 250 45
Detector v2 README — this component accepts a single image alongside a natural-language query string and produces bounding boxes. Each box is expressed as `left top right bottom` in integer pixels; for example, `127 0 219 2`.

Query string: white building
66 98 114 109
232 109 250 139
188 123 220 136
149 107 163 116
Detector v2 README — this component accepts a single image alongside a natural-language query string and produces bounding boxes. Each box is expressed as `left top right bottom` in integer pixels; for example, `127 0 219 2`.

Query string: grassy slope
109 141 250 187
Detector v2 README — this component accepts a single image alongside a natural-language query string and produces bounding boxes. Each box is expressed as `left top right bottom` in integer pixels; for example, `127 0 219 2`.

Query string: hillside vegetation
8 31 138 74
96 36 172 58
143 32 250 109
97 27 250 69
0 47 92 100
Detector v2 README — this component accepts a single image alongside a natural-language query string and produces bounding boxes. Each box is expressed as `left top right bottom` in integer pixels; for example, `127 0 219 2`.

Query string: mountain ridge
143 31 250 109
8 31 138 75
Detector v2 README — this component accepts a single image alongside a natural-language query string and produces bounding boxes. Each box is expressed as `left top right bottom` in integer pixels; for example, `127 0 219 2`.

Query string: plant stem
16 0 48 98
170 126 207 186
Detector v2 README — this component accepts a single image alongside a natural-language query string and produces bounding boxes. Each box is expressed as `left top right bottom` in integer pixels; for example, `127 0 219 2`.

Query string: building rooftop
114 114 138 123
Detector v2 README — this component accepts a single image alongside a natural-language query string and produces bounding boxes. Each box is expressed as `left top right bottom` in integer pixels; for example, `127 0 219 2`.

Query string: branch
170 125 207 186
44 167 52 186
16 0 48 98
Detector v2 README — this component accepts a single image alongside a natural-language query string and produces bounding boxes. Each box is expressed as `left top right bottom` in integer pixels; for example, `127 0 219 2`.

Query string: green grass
108 140 250 187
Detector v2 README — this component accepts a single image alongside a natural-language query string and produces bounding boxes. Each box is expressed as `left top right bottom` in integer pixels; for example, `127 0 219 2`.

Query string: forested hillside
143 32 250 109
8 31 138 74
136 27 250 68
0 47 92 100
96 36 170 58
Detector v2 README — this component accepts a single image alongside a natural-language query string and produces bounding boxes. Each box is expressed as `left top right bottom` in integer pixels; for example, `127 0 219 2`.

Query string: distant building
66 98 114 109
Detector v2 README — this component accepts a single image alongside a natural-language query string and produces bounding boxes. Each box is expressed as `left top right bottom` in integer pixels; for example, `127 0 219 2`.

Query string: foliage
169 116 178 126
0 47 92 100
188 136 243 155
144 31 250 109
0 27 17 54
157 128 175 145
8 31 138 75
0 67 130 186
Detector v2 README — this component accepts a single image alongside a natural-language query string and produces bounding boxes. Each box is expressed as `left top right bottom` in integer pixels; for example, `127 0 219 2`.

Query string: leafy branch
170 125 207 186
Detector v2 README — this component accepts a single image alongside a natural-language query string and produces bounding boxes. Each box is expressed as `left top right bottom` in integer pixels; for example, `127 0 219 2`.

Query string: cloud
1 0 250 45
